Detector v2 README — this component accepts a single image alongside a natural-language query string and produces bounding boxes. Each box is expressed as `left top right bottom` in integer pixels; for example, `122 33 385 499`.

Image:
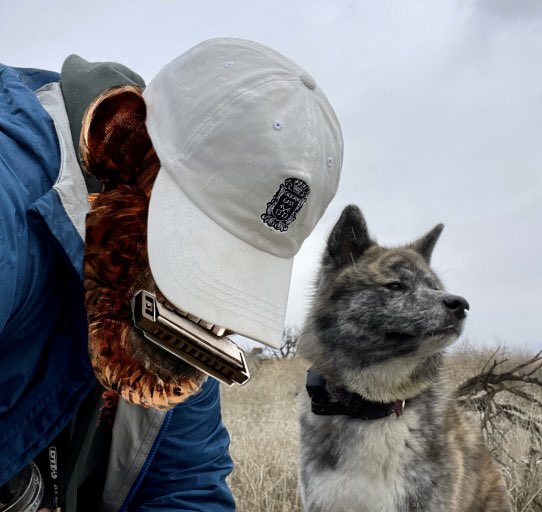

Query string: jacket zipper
118 409 173 512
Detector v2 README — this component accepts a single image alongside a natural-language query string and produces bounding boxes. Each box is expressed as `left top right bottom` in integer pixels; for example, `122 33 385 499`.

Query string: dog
298 205 512 512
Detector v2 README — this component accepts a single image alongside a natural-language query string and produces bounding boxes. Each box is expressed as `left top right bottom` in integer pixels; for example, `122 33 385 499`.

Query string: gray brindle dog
298 205 512 512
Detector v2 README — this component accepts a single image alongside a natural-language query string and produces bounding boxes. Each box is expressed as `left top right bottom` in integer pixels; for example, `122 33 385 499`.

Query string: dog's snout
443 294 469 320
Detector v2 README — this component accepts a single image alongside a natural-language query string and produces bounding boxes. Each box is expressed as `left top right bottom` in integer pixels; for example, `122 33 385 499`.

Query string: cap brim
147 169 292 349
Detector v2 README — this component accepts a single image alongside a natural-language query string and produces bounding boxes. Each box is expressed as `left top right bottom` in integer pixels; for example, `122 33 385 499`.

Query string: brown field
221 345 542 512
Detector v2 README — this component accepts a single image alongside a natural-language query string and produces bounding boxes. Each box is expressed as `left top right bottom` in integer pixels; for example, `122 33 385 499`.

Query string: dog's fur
298 205 512 512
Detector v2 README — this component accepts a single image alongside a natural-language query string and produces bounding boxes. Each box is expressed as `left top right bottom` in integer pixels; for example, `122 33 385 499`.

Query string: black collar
306 367 406 420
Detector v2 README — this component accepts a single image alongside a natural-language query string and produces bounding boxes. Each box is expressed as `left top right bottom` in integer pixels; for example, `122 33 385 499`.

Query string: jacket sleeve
0 191 18 338
0 65 61 339
129 378 235 512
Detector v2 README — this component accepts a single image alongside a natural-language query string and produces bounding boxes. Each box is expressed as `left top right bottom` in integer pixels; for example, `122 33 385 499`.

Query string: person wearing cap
0 38 342 511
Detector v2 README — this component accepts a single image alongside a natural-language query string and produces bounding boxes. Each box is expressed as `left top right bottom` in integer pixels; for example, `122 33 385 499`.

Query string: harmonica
132 290 250 386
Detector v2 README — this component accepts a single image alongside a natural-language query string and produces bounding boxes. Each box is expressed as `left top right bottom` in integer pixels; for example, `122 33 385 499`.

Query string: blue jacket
0 64 234 511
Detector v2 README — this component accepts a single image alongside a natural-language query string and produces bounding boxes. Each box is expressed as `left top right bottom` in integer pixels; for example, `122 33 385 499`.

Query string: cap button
300 73 316 90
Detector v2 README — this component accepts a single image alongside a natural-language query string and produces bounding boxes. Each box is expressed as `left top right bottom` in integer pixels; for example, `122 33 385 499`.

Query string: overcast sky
2 0 541 351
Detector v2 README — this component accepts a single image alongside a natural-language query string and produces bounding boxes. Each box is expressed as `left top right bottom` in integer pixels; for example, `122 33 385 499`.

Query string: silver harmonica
132 290 250 386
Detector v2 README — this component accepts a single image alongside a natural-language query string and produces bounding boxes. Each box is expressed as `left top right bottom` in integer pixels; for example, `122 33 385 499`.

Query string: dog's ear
409 224 444 263
324 205 372 270
80 86 154 190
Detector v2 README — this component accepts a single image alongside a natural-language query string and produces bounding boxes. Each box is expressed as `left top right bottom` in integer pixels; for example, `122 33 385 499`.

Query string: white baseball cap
144 38 342 348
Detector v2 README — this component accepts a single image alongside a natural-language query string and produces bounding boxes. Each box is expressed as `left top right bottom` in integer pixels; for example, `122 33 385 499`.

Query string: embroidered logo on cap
261 178 310 232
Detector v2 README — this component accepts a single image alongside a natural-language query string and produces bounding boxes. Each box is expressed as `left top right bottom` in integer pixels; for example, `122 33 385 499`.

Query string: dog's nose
443 294 470 320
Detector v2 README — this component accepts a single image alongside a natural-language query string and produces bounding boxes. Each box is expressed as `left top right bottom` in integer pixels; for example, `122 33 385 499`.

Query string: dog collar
306 368 406 420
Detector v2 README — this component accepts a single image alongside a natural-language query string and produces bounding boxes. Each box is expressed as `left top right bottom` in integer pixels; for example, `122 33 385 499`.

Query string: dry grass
221 345 542 512
221 357 306 512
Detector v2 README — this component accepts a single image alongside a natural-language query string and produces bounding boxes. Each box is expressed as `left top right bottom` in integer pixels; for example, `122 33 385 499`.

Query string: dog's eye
385 282 405 291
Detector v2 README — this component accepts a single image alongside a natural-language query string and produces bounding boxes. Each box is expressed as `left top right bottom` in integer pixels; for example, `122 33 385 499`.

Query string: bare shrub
453 347 542 511
258 327 300 360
